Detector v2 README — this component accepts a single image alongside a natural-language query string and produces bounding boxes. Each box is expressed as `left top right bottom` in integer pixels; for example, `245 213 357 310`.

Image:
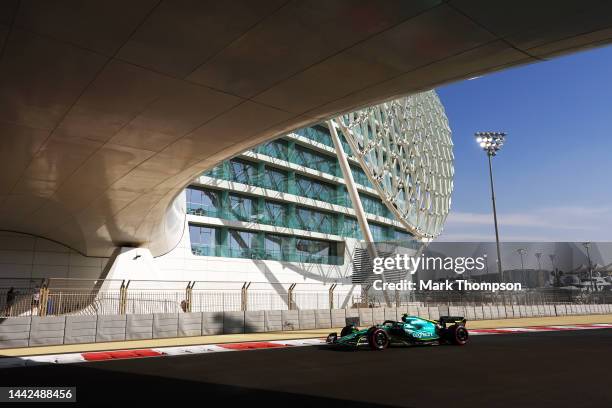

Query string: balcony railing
190 244 342 265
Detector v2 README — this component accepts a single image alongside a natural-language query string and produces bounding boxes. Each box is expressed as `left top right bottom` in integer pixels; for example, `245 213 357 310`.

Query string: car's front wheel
367 327 390 350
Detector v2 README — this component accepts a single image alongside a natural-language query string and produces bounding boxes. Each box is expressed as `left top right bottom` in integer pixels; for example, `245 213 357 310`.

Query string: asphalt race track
3 329 611 407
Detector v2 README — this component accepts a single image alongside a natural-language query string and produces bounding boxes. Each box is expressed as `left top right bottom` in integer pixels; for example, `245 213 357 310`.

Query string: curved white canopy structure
1 1 612 257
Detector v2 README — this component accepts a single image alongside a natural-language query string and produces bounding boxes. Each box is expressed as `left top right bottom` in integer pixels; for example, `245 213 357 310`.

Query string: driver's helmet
401 314 410 322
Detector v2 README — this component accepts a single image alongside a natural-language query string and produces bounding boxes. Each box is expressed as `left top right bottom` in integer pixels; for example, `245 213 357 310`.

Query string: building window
264 200 286 226
293 145 337 175
189 225 217 256
295 175 336 203
186 187 222 217
343 217 362 239
229 159 259 185
228 229 257 258
360 193 388 217
228 193 256 222
295 125 333 148
351 165 372 188
264 234 287 261
263 166 287 192
296 207 334 234
394 229 413 243
369 223 387 242
257 139 289 161
294 238 337 264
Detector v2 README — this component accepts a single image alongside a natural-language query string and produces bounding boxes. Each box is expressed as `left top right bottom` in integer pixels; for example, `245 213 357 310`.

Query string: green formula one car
326 314 469 350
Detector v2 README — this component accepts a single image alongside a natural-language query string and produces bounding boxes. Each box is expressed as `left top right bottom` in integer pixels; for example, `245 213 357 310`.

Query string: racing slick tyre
448 324 469 345
340 325 356 337
326 333 338 344
367 327 390 350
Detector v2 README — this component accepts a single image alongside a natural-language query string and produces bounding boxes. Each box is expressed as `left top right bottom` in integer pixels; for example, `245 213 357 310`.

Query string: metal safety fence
1 277 611 318
0 278 362 317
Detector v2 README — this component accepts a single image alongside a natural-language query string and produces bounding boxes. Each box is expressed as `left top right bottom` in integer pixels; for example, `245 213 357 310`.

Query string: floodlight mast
475 132 506 283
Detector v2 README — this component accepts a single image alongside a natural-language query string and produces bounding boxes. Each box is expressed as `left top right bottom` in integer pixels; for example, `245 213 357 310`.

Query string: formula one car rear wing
438 316 467 327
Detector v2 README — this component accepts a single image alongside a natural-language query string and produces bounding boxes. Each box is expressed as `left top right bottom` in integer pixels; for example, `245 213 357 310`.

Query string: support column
287 170 297 195
286 202 297 230
257 161 266 188
328 121 391 306
218 227 229 257
256 231 265 259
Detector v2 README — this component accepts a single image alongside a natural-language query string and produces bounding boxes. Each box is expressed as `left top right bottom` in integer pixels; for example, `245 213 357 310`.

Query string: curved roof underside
1 0 612 257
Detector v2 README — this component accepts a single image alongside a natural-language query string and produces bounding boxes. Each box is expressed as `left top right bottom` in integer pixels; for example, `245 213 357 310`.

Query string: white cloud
440 206 612 242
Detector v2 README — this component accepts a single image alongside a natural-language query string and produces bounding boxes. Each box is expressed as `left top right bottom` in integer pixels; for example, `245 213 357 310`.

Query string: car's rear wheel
448 324 469 345
367 327 389 350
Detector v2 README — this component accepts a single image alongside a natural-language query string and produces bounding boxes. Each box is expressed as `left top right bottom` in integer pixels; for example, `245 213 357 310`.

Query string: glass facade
189 225 341 265
295 175 336 203
228 193 255 222
295 207 334 234
229 159 259 185
186 188 222 217
293 145 338 175
189 123 415 265
189 225 217 256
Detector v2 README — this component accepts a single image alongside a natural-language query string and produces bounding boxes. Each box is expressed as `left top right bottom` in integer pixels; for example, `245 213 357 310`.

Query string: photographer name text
372 279 522 292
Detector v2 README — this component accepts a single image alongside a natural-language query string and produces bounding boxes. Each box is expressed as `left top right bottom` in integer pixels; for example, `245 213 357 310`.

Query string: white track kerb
1 324 610 369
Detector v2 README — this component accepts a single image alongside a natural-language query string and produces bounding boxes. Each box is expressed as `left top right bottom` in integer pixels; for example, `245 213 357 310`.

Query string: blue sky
437 45 612 242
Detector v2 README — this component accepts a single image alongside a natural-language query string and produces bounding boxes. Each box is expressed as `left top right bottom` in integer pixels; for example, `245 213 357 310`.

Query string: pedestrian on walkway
5 287 15 316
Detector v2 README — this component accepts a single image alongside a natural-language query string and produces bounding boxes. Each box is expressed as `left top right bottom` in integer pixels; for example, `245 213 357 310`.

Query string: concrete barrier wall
437 306 449 317
298 310 316 330
417 306 430 320
245 311 265 333
29 316 66 346
179 312 202 337
153 313 179 339
555 304 566 316
265 310 282 331
96 315 126 342
396 305 408 319
64 315 97 344
126 314 153 340
345 308 359 325
407 306 419 316
331 309 346 327
372 308 385 325
281 310 299 331
0 317 31 348
428 307 440 320
202 312 223 335
1 304 611 349
223 311 245 334
315 309 331 329
358 308 373 326
384 307 397 322
448 306 463 317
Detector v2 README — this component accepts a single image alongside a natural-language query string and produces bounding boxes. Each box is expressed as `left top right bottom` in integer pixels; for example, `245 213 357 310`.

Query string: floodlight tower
475 132 506 283
516 248 528 287
582 242 595 291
